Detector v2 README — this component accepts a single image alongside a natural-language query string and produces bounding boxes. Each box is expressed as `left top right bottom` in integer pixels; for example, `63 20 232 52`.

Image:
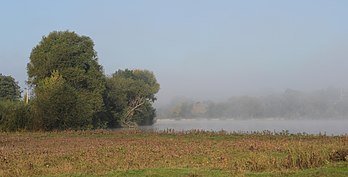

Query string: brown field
0 130 348 176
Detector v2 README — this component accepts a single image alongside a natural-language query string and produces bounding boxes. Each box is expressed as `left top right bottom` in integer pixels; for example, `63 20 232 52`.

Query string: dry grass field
0 130 347 176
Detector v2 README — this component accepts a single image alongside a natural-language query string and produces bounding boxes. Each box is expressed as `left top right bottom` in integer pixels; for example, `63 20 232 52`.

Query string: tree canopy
27 31 105 130
27 31 104 86
104 69 160 127
0 74 21 101
0 30 160 131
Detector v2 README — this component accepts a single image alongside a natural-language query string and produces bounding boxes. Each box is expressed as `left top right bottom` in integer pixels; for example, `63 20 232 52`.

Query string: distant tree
0 74 21 101
172 101 193 118
27 31 105 130
104 69 160 127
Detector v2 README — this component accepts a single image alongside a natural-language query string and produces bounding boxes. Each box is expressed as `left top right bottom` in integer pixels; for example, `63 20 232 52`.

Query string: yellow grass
0 130 347 176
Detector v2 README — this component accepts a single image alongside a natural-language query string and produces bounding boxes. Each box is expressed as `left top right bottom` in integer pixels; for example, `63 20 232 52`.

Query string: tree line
0 31 160 131
159 88 348 119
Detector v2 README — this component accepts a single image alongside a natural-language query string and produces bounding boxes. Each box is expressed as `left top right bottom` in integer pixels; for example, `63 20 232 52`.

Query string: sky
1 0 348 105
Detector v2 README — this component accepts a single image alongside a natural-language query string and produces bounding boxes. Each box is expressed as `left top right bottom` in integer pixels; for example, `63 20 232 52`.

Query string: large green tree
0 74 21 101
104 69 160 127
27 31 105 130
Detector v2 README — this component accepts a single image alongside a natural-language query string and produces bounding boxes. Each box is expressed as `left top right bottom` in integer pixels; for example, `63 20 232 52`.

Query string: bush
0 100 31 131
330 149 348 162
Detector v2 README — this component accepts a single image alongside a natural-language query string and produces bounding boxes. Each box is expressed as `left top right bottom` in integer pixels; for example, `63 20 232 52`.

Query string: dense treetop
0 74 21 101
27 31 103 87
104 69 160 127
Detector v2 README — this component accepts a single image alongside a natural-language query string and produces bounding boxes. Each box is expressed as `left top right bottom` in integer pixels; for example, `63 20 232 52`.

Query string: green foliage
107 168 232 177
247 162 348 177
0 100 31 131
0 30 161 131
27 31 105 130
0 74 21 101
27 31 103 86
104 69 160 127
0 74 28 131
136 102 157 126
31 71 91 130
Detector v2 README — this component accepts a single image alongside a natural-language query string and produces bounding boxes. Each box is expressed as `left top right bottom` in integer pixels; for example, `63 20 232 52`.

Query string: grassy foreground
0 130 347 177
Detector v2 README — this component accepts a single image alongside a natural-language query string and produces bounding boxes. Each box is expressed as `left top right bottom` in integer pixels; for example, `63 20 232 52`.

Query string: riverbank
1 130 347 176
151 119 348 135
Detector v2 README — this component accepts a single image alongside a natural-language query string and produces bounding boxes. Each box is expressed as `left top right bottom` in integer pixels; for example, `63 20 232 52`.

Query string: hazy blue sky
1 0 348 105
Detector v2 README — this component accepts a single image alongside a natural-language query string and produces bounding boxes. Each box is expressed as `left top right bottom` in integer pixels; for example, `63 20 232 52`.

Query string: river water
146 118 348 135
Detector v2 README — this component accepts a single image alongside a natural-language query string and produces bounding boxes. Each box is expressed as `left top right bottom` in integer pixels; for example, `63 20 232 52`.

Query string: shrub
0 100 31 131
330 149 348 162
